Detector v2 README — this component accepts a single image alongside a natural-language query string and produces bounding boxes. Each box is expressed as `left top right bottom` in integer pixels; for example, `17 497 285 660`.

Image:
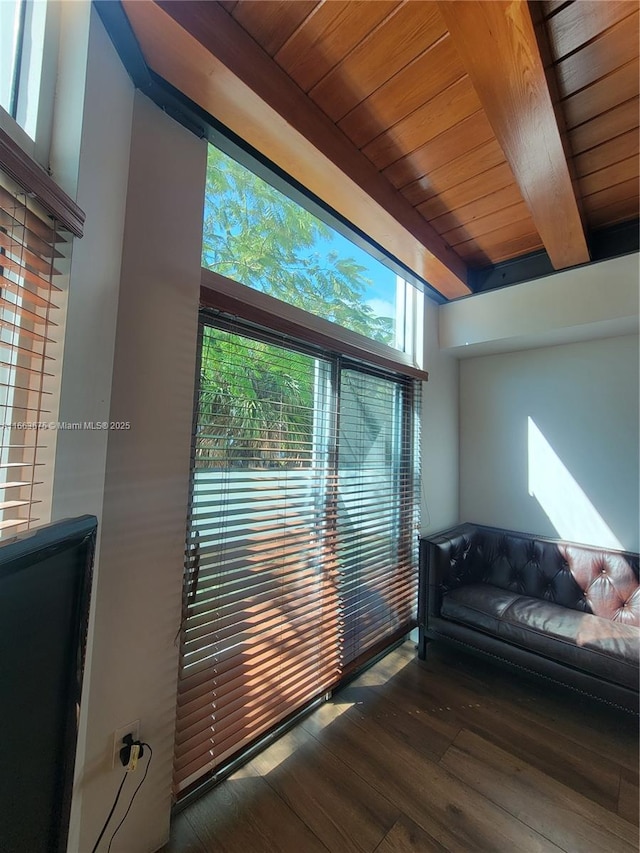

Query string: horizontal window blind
0 172 63 536
338 368 420 668
174 323 341 794
174 315 420 797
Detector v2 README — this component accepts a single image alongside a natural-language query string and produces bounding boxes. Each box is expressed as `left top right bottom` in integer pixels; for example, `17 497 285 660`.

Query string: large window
173 317 420 796
202 145 423 363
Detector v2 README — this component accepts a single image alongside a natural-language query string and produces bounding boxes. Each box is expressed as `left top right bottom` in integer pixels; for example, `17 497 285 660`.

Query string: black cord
90 772 128 853
107 743 153 853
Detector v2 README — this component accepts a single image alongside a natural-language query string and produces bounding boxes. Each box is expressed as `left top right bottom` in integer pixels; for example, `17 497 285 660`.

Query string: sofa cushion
430 524 640 625
442 584 640 690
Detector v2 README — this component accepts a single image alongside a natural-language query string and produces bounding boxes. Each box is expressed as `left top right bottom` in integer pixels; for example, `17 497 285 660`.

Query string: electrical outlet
112 720 140 769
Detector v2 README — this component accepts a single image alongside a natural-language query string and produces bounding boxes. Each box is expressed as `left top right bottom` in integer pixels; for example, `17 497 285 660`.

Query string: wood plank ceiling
122 0 639 300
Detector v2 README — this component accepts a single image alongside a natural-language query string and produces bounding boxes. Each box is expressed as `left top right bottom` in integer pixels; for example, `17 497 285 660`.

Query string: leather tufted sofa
418 523 640 712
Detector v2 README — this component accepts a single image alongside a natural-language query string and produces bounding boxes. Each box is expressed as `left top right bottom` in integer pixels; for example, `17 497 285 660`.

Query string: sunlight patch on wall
527 416 622 549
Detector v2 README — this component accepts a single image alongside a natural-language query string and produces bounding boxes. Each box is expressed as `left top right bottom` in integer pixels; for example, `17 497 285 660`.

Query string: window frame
0 0 61 169
201 268 428 383
174 309 421 798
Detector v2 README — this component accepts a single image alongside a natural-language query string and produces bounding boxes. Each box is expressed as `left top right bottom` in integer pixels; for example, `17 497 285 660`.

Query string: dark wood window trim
200 268 429 382
0 127 85 238
174 313 421 796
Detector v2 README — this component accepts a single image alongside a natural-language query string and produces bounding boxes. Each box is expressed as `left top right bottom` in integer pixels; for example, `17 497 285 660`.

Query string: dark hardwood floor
162 641 639 853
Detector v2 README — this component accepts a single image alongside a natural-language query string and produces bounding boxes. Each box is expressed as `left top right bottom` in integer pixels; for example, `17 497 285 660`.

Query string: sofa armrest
419 524 480 627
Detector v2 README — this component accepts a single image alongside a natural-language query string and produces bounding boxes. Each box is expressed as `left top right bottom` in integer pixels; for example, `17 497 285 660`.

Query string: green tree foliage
198 146 396 469
202 146 393 343
196 327 317 469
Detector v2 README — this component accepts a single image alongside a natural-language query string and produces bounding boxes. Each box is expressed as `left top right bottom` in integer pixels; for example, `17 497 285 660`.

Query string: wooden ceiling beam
438 0 590 270
122 0 470 299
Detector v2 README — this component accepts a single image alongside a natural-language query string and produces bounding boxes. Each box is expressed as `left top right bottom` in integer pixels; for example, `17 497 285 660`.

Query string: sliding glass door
174 316 420 797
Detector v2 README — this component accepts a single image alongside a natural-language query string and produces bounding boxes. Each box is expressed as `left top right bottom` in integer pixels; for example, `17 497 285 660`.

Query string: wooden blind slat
0 169 66 537
0 231 62 277
173 318 420 796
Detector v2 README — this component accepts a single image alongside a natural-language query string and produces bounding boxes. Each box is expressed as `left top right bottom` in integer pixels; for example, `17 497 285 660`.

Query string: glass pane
0 0 22 116
202 145 417 349
0 0 48 139
14 0 47 139
176 326 339 791
337 369 414 662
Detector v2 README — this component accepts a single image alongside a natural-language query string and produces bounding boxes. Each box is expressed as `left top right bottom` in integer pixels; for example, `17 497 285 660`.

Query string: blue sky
319 227 398 321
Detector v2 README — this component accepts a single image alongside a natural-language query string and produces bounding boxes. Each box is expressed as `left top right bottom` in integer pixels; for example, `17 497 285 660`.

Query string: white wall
440 253 639 357
73 90 206 853
420 297 459 533
48 9 134 852
459 334 639 551
48 10 207 850
52 7 132 523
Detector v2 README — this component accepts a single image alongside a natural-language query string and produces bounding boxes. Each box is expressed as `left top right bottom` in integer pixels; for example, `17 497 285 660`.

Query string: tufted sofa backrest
430 523 640 627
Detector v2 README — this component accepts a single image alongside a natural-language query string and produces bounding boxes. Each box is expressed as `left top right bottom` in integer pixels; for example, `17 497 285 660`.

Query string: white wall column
48 7 135 852
421 297 459 533
73 91 206 853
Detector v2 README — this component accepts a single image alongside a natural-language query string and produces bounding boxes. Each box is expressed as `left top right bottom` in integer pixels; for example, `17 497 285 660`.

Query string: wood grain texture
402 664 628 813
375 815 448 853
308 2 447 123
122 0 636 281
161 812 206 853
618 768 640 826
562 59 640 129
430 183 527 234
584 179 638 228
417 162 519 221
555 11 640 99
454 228 544 266
275 1 400 93
582 178 639 212
250 724 399 853
231 0 320 57
162 642 639 853
305 708 563 852
542 0 573 17
181 764 330 853
427 644 640 775
126 0 469 298
457 232 545 266
401 139 507 207
442 200 536 246
570 99 639 156
441 730 638 853
583 194 639 228
575 129 639 177
337 35 465 150
438 0 589 269
579 156 639 197
356 645 623 814
337 682 459 763
382 109 495 190
546 0 638 61
362 75 481 171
